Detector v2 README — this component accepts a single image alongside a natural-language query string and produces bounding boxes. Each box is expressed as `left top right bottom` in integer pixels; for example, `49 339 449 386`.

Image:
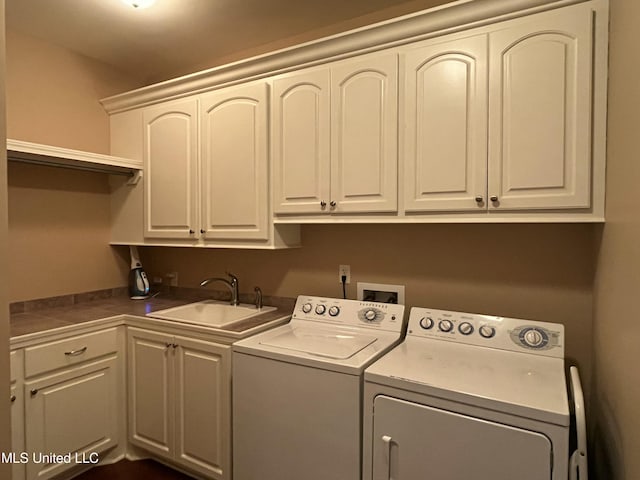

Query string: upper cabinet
112 82 300 248
331 54 398 214
272 52 398 216
272 68 330 214
143 99 199 239
487 6 593 211
402 1 603 217
200 83 269 240
403 34 488 213
105 0 608 230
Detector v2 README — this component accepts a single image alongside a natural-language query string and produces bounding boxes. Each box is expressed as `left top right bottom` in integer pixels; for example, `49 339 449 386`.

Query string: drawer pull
30 389 38 397
64 346 88 357
10 395 16 403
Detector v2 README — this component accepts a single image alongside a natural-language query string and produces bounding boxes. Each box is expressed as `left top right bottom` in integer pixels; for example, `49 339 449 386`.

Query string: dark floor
72 459 195 479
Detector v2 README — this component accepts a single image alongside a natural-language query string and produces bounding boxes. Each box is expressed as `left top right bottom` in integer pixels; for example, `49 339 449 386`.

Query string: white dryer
233 295 405 480
363 307 583 480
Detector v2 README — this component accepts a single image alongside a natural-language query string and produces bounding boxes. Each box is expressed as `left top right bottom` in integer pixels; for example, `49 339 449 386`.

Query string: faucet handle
254 286 263 310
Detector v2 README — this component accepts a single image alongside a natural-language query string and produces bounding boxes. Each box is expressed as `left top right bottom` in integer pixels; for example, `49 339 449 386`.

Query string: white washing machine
363 307 585 480
233 295 405 480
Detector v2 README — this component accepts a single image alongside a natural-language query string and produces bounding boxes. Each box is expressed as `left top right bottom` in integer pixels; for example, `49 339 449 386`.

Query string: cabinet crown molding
100 0 588 114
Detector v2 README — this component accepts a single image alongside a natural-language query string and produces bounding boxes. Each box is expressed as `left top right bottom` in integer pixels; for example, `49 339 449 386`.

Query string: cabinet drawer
24 328 118 377
10 350 22 382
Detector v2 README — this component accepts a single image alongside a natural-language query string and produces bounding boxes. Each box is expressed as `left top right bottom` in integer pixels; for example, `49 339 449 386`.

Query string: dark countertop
10 291 295 338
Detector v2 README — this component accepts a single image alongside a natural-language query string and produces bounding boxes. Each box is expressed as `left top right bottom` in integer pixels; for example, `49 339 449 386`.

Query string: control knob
479 325 496 339
302 303 312 314
364 309 377 322
523 328 545 348
419 317 434 330
458 322 474 335
328 306 341 317
315 304 326 315
438 319 453 333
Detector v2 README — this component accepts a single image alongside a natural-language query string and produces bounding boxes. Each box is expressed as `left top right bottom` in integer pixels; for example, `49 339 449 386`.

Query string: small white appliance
232 295 405 480
363 306 586 480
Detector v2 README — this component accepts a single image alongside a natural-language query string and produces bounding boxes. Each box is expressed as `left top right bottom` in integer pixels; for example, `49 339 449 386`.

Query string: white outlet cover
357 282 405 305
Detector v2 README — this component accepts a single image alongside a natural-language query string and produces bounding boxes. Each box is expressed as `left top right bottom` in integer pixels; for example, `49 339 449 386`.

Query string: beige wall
142 223 597 394
160 0 454 81
0 0 13 475
5 30 143 302
7 163 130 302
591 0 640 478
6 29 143 154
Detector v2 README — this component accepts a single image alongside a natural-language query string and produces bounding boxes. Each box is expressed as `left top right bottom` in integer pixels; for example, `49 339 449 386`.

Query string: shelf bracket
127 169 143 185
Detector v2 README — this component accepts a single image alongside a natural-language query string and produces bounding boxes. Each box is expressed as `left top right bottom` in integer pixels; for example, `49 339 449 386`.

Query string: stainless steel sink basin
147 300 275 327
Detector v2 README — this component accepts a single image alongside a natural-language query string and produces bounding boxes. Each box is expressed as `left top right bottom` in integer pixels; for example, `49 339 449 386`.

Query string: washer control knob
419 317 434 330
523 328 544 347
302 303 313 314
315 304 327 315
458 322 474 335
479 325 496 339
438 319 453 332
328 306 341 317
364 309 377 321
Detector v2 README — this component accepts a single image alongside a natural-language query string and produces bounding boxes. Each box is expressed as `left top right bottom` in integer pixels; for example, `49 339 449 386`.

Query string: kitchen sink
147 300 275 327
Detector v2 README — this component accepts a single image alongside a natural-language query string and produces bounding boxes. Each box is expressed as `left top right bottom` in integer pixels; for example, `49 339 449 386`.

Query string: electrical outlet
338 265 351 284
165 272 179 287
152 276 163 285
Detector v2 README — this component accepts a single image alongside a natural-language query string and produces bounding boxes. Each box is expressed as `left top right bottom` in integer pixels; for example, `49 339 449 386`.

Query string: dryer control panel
292 296 405 333
407 307 564 357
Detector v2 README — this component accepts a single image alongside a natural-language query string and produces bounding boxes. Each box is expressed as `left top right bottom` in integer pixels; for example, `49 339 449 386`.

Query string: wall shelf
7 139 142 178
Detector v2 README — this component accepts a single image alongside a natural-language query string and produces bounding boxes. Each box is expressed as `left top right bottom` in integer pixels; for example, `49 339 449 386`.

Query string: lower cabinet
11 327 123 480
24 358 119 480
127 327 231 480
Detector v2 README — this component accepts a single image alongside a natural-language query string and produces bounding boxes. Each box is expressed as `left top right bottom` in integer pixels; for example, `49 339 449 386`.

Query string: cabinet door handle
10 395 16 403
165 342 172 349
30 389 38 397
172 344 178 349
64 346 87 357
330 201 336 208
200 229 206 234
189 229 195 234
475 196 483 203
490 195 499 202
320 201 327 209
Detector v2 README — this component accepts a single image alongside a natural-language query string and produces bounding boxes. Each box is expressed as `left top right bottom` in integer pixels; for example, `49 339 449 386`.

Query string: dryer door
372 395 552 480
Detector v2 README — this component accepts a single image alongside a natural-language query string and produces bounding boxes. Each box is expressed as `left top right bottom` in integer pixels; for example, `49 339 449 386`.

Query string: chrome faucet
200 272 240 306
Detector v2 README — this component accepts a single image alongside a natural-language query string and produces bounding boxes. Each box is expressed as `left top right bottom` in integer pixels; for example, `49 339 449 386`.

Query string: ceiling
6 0 452 85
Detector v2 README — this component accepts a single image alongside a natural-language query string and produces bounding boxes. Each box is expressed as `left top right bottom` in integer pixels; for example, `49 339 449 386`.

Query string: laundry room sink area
146 300 276 328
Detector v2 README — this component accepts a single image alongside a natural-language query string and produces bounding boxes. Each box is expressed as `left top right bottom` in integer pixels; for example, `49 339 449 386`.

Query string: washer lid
259 325 378 359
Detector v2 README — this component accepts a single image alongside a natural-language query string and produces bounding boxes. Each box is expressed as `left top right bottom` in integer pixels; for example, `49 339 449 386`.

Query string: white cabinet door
200 83 269 240
174 336 231 479
488 5 593 210
371 396 552 480
143 99 199 238
403 34 488 212
24 358 118 480
127 328 174 458
272 68 331 214
331 53 398 213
